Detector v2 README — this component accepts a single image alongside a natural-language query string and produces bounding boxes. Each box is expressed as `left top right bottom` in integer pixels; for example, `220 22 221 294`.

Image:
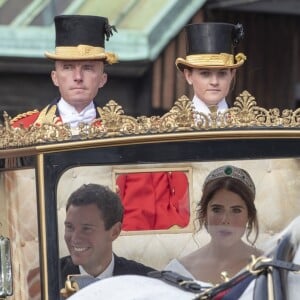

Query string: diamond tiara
203 165 256 197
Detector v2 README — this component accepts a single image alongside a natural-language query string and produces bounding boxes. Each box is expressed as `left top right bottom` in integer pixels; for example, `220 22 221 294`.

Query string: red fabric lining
117 171 190 230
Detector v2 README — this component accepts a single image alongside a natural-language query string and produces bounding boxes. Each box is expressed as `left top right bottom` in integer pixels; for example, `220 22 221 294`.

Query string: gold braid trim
96 106 102 117
45 45 118 64
10 109 39 125
34 105 58 125
55 45 105 56
185 53 234 66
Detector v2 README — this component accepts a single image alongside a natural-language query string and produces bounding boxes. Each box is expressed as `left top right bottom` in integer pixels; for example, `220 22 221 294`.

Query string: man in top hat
176 22 246 114
11 15 118 129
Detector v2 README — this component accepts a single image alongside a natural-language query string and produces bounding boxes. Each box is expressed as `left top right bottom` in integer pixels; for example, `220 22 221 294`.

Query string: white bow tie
57 98 97 128
61 107 96 128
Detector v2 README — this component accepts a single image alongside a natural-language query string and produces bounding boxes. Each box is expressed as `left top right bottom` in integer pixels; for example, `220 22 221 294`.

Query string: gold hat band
176 52 246 70
55 45 105 56
186 53 234 67
45 44 118 64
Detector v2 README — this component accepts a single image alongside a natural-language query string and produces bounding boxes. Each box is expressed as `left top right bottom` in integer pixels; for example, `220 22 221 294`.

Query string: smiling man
11 15 117 129
60 184 155 291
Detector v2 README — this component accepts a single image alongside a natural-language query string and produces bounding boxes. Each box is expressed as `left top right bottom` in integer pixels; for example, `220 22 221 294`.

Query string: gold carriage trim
60 275 79 298
2 90 300 149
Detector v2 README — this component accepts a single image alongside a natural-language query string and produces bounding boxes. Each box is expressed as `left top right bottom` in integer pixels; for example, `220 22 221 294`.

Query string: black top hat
176 22 246 71
45 15 118 64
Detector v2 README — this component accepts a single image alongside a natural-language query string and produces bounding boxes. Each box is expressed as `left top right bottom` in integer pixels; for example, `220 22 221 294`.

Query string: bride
165 165 262 286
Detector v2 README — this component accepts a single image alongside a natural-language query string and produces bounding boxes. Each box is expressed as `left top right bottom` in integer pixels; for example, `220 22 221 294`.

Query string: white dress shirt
192 95 228 114
57 98 96 128
79 254 114 280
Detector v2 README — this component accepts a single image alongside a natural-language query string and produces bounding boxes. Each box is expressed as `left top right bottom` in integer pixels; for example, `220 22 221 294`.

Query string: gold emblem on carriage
60 274 80 298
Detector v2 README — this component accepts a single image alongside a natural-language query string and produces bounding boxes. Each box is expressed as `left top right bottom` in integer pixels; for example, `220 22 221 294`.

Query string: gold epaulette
10 109 39 125
34 105 58 125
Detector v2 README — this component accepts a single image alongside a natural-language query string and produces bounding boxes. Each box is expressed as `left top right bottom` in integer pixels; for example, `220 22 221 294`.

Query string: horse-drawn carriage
0 91 300 299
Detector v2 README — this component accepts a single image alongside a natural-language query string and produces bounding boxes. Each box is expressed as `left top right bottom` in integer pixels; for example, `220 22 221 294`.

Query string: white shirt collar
192 95 228 114
79 254 114 280
57 98 96 128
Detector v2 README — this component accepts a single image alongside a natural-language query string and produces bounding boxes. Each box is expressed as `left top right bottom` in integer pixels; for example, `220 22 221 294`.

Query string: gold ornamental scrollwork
79 100 140 139
281 107 300 127
0 111 72 149
97 100 139 135
1 90 300 149
159 95 196 132
225 91 281 127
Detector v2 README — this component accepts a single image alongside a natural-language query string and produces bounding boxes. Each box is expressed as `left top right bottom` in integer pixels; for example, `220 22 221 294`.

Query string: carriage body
0 91 300 299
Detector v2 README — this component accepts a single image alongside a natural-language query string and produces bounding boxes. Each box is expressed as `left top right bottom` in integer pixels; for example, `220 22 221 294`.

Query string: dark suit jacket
60 253 155 289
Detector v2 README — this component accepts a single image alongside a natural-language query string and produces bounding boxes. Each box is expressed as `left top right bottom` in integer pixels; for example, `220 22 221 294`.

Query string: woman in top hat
176 22 246 114
11 15 118 130
165 165 262 287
